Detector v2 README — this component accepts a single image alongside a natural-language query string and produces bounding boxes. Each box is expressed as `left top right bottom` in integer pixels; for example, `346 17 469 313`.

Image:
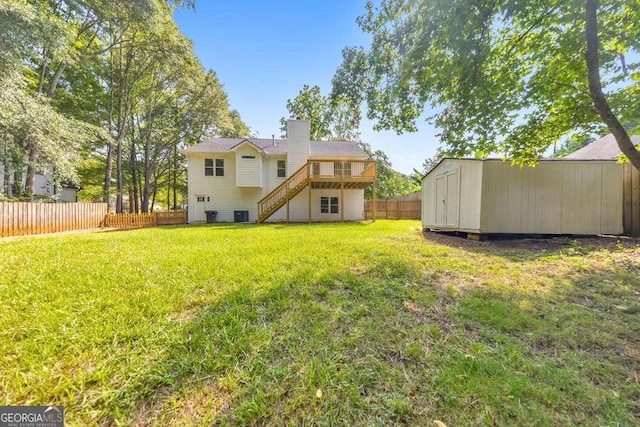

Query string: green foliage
280 84 361 141
0 222 638 425
359 142 420 198
332 0 640 165
553 134 596 158
0 0 249 206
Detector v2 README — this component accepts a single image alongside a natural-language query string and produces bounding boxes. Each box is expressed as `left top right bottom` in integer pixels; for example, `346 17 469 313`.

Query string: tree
280 85 361 141
332 0 640 169
553 135 596 158
2 0 250 209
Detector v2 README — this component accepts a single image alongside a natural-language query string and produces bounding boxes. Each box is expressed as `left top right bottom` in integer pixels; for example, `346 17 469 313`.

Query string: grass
0 220 639 426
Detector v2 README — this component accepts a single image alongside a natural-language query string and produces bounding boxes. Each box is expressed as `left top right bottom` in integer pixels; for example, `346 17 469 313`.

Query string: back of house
184 119 375 223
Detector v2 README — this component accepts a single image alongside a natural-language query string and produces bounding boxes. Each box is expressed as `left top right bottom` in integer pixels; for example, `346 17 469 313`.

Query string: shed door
434 169 460 228
435 176 447 226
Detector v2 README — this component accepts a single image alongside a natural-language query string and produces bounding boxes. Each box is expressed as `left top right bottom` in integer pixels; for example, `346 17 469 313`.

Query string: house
421 158 623 236
565 133 640 160
184 119 376 223
0 164 79 202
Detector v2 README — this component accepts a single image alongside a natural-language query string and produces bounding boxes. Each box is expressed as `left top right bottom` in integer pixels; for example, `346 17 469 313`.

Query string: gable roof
229 139 265 152
565 133 640 160
184 137 367 157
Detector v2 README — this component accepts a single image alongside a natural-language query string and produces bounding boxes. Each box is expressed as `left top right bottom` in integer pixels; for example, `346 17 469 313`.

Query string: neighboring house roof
565 133 640 160
184 137 367 157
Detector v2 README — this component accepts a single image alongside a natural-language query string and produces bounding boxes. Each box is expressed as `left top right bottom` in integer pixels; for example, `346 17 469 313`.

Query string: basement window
320 196 339 214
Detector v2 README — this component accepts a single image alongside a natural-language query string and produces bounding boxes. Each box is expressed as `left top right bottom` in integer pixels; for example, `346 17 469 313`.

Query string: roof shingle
184 137 367 157
565 133 640 160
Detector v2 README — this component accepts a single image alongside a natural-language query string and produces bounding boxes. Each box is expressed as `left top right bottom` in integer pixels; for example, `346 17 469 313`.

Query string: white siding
267 188 364 222
188 152 366 223
187 120 370 223
235 145 263 187
287 120 310 174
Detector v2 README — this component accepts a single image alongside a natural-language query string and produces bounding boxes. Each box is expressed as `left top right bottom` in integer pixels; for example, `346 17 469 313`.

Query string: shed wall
480 161 623 235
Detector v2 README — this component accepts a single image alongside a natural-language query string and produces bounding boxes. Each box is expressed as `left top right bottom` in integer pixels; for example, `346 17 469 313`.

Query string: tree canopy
281 84 420 198
1 0 249 209
332 0 640 168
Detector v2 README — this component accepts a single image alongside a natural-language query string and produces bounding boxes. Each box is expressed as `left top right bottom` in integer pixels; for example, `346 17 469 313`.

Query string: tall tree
332 0 640 169
280 85 360 141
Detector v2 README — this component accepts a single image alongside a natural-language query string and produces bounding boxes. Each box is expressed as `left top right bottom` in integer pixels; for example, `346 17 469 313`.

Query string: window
206 159 224 176
205 159 214 176
333 162 351 176
312 162 320 176
320 196 339 214
196 196 205 202
241 155 256 159
330 197 339 213
277 160 286 177
215 159 224 176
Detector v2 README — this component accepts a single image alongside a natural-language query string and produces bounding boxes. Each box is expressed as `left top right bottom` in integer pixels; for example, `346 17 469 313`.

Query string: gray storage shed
421 159 623 235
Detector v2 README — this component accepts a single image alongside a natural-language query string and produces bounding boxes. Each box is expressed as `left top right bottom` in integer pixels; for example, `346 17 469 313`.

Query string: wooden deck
257 159 376 223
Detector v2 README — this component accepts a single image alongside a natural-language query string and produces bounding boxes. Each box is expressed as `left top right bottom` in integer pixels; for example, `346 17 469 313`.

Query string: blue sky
174 0 439 175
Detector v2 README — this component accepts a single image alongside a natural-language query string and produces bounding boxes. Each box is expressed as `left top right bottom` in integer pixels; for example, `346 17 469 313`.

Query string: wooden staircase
257 163 309 223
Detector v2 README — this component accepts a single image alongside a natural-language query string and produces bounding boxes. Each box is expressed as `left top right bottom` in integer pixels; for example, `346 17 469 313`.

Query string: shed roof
565 133 640 160
184 137 367 157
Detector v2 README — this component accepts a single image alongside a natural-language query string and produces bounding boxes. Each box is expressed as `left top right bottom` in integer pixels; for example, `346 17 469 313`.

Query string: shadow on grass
421 230 640 262
95 247 640 426
95 255 423 425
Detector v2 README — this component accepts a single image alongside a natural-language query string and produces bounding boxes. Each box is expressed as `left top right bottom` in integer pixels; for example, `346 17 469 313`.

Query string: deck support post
286 183 289 223
340 175 344 222
308 161 312 223
372 170 376 222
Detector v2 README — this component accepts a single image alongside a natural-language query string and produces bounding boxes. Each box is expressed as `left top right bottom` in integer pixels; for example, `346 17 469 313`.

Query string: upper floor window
215 159 224 176
241 155 256 159
333 161 352 176
277 160 286 177
312 162 320 176
205 158 224 176
205 159 214 176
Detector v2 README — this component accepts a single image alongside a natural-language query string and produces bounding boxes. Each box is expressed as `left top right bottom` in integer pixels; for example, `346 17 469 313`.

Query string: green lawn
1 221 639 425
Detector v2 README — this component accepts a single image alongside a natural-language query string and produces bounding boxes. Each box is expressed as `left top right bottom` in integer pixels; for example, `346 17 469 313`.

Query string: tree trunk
173 143 178 210
104 142 113 209
585 0 640 170
25 147 38 201
116 135 123 212
130 138 139 214
2 138 10 196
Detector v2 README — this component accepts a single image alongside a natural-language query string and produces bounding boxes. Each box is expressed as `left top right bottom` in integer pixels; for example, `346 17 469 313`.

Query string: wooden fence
156 210 187 226
0 202 107 238
103 211 187 229
623 164 640 237
364 200 422 220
